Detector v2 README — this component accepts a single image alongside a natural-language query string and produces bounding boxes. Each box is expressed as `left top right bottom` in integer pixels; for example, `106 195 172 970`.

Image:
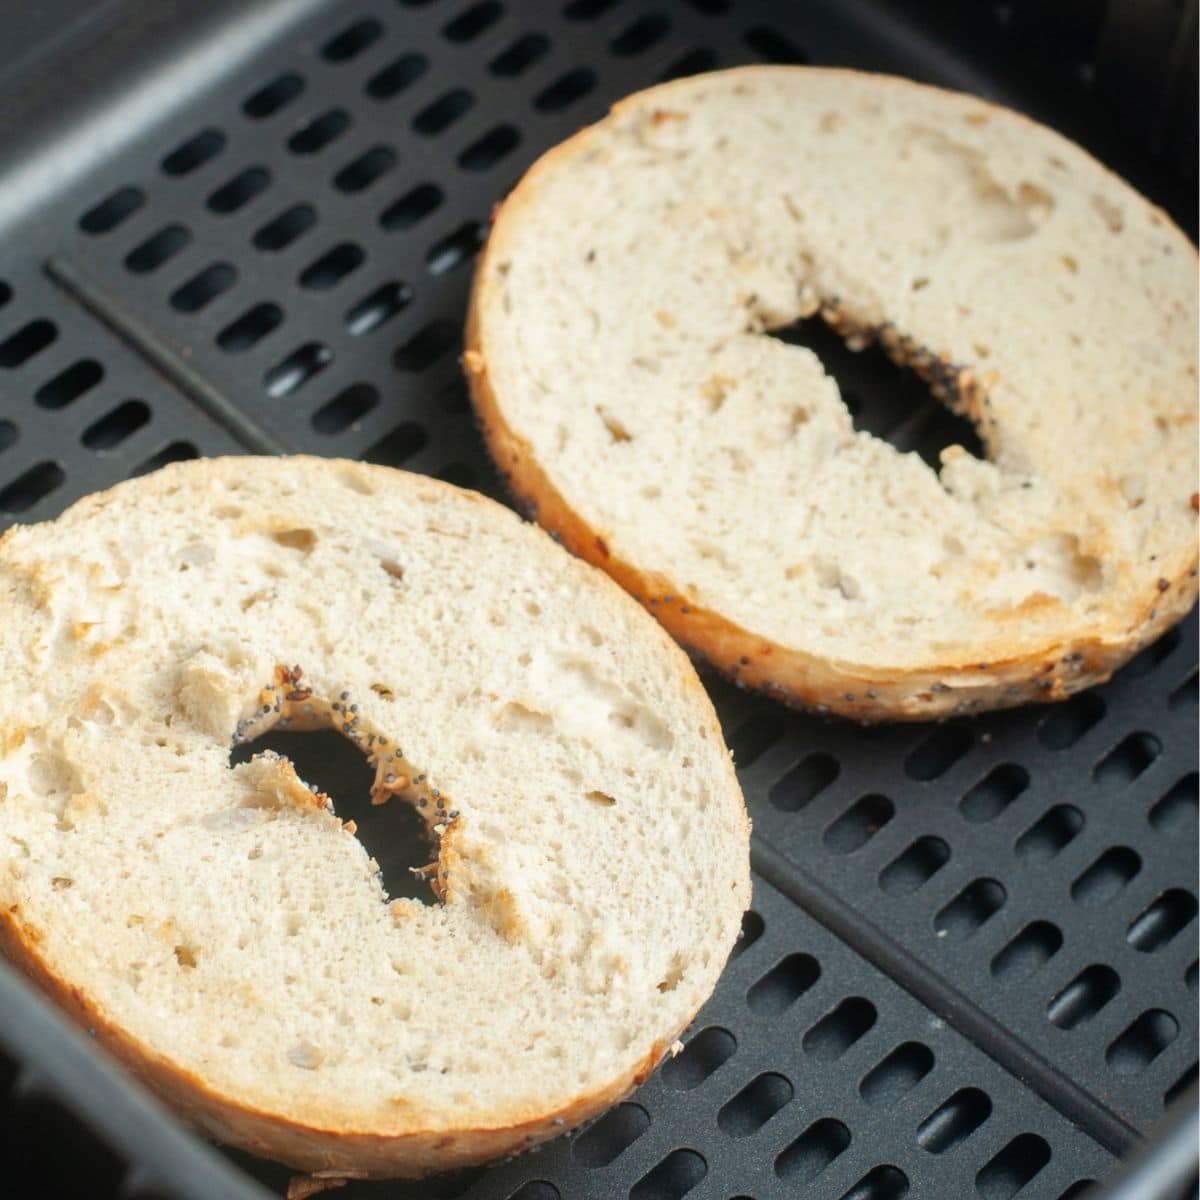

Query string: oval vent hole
916 1087 992 1154
860 1042 934 1109
990 921 1062 983
660 1027 735 1091
802 997 876 1061
1047 964 1120 1030
746 952 819 1015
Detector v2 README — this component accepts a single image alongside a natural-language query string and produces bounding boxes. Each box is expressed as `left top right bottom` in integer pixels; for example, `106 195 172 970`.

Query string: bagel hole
229 727 437 905
767 315 985 473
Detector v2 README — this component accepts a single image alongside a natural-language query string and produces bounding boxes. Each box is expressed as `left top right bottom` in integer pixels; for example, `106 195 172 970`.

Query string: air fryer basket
0 2 1195 1198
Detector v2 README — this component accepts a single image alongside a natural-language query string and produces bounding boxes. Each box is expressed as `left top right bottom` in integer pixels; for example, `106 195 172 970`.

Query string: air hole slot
243 71 305 118
459 124 520 170
934 879 1005 940
917 1087 992 1153
535 67 597 112
660 1026 735 1091
0 319 57 368
414 89 475 134
161 128 225 176
230 728 435 904
170 262 237 313
491 33 549 75
775 1117 850 1184
611 13 671 54
444 1 503 42
1106 1010 1179 1075
824 793 893 854
82 400 150 451
802 997 876 1061
1057 1183 1098 1200
729 908 764 959
768 316 984 471
427 222 486 274
345 281 412 335
1047 964 1120 1029
288 109 351 154
743 25 808 63
976 1134 1051 1199
0 420 16 454
659 48 720 81
564 0 619 18
321 17 383 62
747 952 819 1014
718 1072 793 1137
508 1184 559 1200
1165 1064 1197 1108
132 441 198 476
364 422 428 467
991 921 1062 982
728 710 786 768
394 320 456 371
207 166 271 214
905 725 972 781
366 52 428 99
217 302 283 353
571 1102 649 1167
879 836 949 897
1014 805 1084 863
630 1149 706 1200
0 461 64 513
1093 732 1161 789
860 1042 934 1108
299 242 364 290
1149 774 1197 835
1126 889 1197 953
0 280 9 308
1169 671 1197 710
960 763 1028 823
839 1165 909 1200
264 342 332 397
79 186 144 233
381 183 445 230
334 146 397 193
1037 692 1105 749
769 752 839 811
125 224 191 273
312 383 379 435
253 204 316 252
1124 626 1182 676
36 358 104 409
1070 846 1141 905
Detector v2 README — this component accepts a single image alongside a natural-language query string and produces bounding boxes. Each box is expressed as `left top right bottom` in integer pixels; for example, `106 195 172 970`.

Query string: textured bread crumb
0 456 749 1176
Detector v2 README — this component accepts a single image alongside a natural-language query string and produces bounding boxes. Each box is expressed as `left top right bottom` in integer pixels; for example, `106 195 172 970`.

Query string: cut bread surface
467 66 1199 719
0 456 750 1176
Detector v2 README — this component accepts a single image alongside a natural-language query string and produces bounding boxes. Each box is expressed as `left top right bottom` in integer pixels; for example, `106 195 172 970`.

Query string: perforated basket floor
0 2 1196 1199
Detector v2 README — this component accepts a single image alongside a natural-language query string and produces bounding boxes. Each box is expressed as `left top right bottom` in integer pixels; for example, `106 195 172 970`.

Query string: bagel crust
0 457 750 1177
466 66 1199 720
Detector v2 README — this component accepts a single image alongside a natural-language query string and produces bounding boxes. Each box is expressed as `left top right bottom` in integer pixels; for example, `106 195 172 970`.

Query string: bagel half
466 66 1199 721
0 456 750 1177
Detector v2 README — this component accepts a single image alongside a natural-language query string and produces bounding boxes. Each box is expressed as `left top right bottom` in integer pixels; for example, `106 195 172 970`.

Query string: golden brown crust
465 65 1199 722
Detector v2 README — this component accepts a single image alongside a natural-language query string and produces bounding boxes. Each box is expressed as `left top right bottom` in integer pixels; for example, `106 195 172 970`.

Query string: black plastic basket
0 2 1196 1198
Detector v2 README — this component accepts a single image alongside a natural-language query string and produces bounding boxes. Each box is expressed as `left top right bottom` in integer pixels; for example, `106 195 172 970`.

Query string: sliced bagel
0 456 750 1177
466 66 1199 720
